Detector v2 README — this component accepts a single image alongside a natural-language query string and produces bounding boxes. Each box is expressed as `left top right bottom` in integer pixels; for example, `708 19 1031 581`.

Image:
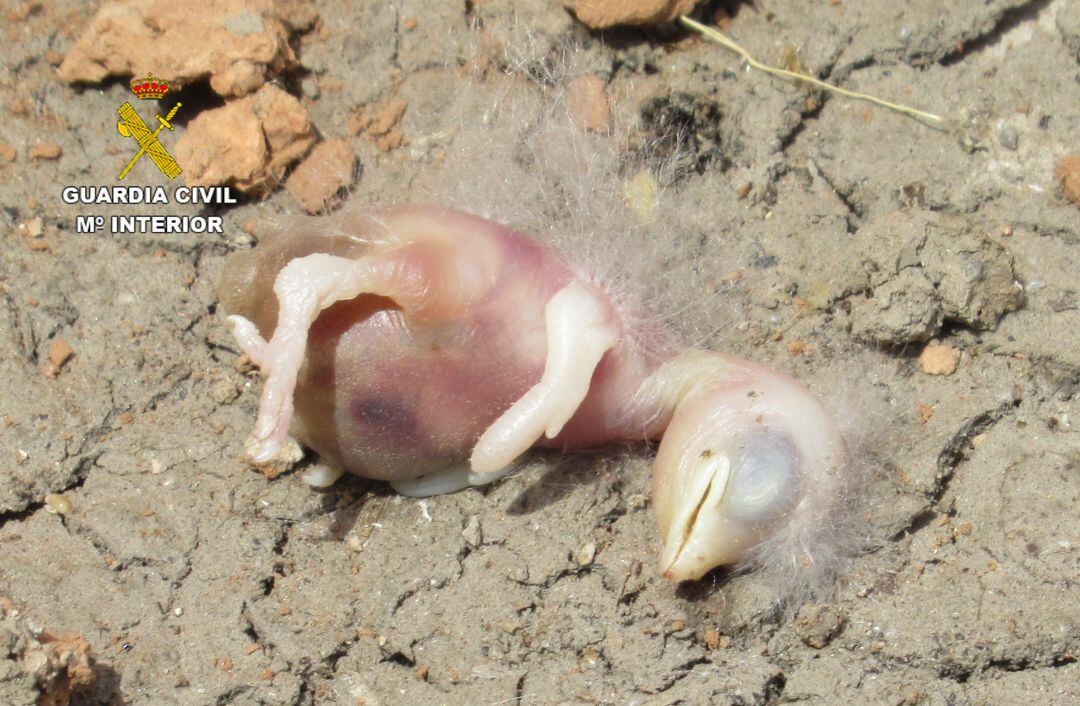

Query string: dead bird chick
220 203 848 581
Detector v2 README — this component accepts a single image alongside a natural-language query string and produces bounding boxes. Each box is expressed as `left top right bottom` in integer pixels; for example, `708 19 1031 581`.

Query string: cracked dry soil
1 0 1078 704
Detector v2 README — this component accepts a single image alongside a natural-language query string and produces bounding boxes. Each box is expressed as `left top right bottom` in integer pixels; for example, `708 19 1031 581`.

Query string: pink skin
220 204 848 581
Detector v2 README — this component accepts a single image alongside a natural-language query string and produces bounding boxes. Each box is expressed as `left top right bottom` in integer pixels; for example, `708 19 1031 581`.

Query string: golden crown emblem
130 73 170 100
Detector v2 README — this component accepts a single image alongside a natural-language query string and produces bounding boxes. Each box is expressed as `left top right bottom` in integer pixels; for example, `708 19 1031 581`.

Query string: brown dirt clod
566 75 611 133
0 601 95 706
28 142 62 160
560 0 699 28
42 338 75 378
793 603 845 649
919 343 960 375
57 0 315 98
349 98 408 152
173 84 315 193
1055 153 1080 206
285 139 358 214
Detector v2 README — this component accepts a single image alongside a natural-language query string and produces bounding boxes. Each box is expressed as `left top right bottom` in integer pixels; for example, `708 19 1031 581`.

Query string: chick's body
219 204 667 481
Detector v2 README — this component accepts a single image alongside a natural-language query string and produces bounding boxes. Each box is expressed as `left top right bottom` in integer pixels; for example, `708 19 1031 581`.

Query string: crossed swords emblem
116 101 182 181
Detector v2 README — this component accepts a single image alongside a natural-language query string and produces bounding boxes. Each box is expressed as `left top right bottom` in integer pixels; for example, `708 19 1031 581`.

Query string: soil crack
938 0 1056 66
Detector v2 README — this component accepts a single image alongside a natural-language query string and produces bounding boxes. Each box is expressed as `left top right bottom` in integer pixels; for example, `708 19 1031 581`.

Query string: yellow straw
679 15 943 126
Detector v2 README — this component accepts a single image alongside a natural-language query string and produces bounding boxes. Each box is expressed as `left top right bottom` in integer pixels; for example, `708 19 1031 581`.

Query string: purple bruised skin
219 204 848 582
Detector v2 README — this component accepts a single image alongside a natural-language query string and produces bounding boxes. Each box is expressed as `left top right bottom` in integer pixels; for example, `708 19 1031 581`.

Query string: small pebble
44 493 72 515
42 338 75 378
209 378 239 405
234 354 257 374
997 124 1018 151
461 515 482 547
1055 154 1080 207
28 142 62 160
574 541 596 566
919 343 960 376
624 170 658 225
566 74 611 133
20 217 43 238
793 603 845 648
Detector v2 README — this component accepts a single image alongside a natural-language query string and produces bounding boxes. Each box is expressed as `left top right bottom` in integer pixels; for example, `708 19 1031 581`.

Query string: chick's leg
470 281 619 473
229 246 481 464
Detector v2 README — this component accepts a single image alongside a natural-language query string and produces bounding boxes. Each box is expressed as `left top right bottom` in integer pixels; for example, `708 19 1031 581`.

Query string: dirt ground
1 0 1078 704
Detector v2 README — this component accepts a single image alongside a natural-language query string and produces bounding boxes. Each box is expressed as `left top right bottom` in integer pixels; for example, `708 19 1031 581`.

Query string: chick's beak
659 451 735 582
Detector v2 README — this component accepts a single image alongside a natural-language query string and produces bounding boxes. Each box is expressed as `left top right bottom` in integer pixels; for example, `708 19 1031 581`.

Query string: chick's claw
226 315 268 366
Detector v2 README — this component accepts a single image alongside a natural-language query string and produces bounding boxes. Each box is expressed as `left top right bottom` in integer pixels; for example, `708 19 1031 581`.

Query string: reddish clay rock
0 597 95 706
566 75 611 132
58 0 316 97
1056 154 1080 207
348 98 408 152
919 343 960 376
560 0 699 28
174 84 315 193
42 338 76 379
286 139 358 214
28 142 63 161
